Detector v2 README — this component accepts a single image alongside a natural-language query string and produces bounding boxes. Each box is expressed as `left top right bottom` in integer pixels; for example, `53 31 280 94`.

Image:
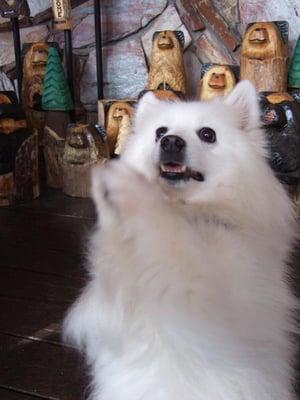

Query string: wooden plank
0 246 85 283
0 267 80 305
0 387 46 400
0 334 87 400
0 296 67 343
14 187 96 220
0 211 93 254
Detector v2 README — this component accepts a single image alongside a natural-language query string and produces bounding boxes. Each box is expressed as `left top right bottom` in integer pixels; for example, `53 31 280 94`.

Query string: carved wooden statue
22 42 49 109
0 91 39 205
22 42 60 140
241 21 288 92
105 102 134 155
199 64 237 101
147 30 187 95
259 92 300 203
62 123 109 197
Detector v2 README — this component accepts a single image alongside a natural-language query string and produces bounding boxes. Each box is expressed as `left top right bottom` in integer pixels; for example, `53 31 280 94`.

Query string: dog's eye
197 127 216 143
155 126 168 141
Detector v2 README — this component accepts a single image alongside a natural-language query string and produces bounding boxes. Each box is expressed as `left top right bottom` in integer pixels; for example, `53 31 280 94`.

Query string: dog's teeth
161 164 186 173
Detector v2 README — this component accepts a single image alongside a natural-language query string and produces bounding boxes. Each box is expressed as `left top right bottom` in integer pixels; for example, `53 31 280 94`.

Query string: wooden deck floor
0 188 94 400
0 188 299 399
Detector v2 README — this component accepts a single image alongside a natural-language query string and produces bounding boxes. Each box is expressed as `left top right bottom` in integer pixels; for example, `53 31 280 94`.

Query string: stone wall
0 0 299 116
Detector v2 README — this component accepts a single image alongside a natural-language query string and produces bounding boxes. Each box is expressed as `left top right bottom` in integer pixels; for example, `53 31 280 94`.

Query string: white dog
63 81 298 400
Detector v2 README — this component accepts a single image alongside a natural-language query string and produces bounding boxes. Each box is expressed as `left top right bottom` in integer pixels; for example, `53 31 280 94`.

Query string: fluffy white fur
63 81 298 400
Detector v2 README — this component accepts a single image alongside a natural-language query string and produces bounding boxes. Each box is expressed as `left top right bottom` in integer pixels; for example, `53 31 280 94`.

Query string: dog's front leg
91 161 197 261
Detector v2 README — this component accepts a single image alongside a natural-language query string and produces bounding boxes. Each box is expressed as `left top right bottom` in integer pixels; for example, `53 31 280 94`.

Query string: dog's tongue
161 164 186 173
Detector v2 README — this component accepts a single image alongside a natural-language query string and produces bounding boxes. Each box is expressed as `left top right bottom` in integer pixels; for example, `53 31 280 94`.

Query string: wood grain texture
0 189 91 399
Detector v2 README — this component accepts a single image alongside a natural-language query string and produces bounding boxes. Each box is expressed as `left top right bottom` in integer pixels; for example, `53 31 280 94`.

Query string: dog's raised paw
91 161 149 217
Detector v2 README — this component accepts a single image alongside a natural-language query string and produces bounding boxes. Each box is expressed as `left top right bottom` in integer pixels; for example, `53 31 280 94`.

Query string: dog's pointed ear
224 80 260 131
135 91 160 120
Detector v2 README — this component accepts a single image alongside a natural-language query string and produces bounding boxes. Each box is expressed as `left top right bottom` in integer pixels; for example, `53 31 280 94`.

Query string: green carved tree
41 46 74 111
288 35 300 88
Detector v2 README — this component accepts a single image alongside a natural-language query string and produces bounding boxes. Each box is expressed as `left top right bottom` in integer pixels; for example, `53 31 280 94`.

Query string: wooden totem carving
147 30 187 95
0 91 39 205
98 100 136 156
241 21 288 92
62 124 109 197
199 64 237 101
22 42 59 140
22 42 50 110
105 102 134 155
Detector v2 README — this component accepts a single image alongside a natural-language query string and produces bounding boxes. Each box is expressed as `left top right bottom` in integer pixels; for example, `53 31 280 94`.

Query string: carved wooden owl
147 30 187 95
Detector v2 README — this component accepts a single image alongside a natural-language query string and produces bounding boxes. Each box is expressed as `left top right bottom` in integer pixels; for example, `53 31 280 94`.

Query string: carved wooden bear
199 63 237 101
22 42 50 110
241 21 288 92
105 102 134 156
98 100 136 157
22 42 60 140
62 123 109 197
147 30 187 95
259 92 300 187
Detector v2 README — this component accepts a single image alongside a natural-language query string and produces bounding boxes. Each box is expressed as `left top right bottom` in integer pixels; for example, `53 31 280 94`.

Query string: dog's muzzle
159 135 204 183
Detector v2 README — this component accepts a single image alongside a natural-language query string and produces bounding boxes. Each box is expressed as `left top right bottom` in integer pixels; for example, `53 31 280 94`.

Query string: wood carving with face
62 124 109 197
260 91 300 188
241 22 288 92
147 30 187 94
106 102 134 155
22 42 49 110
199 65 236 101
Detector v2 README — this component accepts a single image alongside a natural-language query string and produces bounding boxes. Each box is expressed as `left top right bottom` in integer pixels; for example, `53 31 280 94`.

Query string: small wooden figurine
62 123 109 197
199 64 237 101
105 102 134 155
259 92 300 196
241 21 288 92
147 30 187 95
0 91 39 205
98 100 136 156
22 42 50 109
22 42 59 141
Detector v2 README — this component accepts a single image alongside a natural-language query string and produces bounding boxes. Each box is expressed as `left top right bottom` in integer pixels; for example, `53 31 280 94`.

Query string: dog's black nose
160 135 186 153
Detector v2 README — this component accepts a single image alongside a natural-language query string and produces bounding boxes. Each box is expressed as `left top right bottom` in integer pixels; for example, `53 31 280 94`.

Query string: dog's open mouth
159 162 204 182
